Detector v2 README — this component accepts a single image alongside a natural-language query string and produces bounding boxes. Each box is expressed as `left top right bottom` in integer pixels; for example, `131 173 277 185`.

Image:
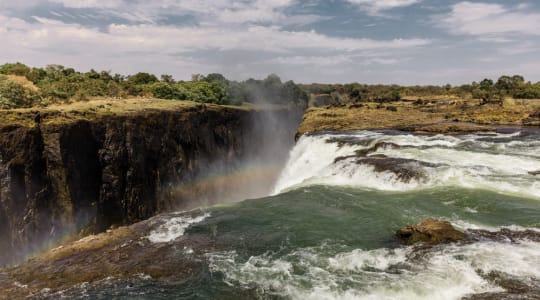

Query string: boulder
397 218 465 244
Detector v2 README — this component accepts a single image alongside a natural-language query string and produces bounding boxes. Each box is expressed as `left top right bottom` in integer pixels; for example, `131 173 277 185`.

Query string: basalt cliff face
0 102 301 266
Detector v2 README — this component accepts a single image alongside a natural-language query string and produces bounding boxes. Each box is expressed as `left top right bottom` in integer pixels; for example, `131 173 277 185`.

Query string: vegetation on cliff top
0 98 244 128
297 100 540 136
302 75 540 105
0 62 308 109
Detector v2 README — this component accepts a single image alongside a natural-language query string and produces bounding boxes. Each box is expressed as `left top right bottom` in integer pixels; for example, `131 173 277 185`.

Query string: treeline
302 75 540 104
0 62 308 109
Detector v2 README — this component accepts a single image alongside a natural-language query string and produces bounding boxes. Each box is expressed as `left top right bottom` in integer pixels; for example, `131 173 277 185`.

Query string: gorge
1 99 540 300
0 100 302 267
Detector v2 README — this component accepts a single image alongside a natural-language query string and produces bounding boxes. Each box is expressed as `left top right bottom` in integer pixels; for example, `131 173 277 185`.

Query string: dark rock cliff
0 104 301 266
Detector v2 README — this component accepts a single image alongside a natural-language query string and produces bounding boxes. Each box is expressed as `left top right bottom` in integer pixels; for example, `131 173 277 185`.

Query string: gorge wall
0 103 302 266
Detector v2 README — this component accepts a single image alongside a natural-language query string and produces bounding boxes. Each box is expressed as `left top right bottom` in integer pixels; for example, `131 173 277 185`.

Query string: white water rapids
208 129 540 300
273 130 540 199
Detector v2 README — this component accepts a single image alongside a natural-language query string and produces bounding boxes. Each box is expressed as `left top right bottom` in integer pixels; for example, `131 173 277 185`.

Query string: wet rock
480 270 536 294
334 153 437 183
529 170 540 176
463 270 540 300
523 110 540 126
467 228 540 243
355 141 401 156
0 213 216 299
358 157 436 182
397 218 465 245
408 122 493 135
463 291 540 300
326 135 372 148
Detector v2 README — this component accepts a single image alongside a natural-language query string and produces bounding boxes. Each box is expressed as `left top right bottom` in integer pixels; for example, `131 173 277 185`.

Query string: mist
166 101 304 211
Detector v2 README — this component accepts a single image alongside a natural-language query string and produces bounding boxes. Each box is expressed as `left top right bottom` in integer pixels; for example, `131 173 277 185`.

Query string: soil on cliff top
297 100 540 136
0 97 255 128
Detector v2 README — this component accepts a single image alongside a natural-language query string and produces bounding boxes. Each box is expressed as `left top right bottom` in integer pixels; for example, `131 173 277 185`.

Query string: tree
45 64 66 81
160 74 175 83
472 78 498 104
204 73 227 84
0 62 31 76
479 78 493 90
26 68 46 83
127 72 158 85
152 82 180 99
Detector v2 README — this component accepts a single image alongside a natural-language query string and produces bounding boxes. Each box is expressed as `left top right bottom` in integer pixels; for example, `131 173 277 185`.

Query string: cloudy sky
1 0 539 84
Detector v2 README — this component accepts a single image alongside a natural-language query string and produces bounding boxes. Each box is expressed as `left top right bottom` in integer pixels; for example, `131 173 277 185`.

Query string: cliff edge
297 100 540 137
0 98 301 266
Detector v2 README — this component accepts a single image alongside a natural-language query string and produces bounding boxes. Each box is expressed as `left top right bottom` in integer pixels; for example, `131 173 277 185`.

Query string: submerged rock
529 170 540 176
335 156 437 183
467 228 540 243
397 218 465 245
463 270 540 300
408 122 493 135
356 157 435 183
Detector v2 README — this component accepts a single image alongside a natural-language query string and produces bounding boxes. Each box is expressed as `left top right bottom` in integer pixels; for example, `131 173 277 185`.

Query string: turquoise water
47 130 540 299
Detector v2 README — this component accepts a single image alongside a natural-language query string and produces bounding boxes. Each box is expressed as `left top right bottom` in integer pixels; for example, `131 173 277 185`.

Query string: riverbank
297 100 540 137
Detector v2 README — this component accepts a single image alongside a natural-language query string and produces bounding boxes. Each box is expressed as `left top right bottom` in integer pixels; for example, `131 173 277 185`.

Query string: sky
1 0 540 85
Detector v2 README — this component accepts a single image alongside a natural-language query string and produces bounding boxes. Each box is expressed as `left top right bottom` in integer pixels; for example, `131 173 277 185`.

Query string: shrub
0 76 39 108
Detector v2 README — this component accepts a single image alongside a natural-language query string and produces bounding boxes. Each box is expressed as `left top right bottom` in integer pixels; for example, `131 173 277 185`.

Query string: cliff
0 99 301 266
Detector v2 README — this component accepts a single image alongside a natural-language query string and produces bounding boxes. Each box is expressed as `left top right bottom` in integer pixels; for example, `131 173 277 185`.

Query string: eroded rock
397 218 465 244
334 155 437 183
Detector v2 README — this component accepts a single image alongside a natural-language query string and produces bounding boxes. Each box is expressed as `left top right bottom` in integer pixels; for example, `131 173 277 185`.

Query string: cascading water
273 130 540 198
27 129 540 299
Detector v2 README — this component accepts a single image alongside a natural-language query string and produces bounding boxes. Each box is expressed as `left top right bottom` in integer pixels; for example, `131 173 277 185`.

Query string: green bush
0 76 39 108
151 82 182 99
0 62 308 107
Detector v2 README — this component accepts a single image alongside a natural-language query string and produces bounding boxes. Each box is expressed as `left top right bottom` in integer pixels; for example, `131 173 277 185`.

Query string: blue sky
1 0 539 84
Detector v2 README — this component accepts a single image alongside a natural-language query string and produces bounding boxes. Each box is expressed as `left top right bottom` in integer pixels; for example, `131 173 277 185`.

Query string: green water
47 130 540 299
195 186 540 254
56 186 540 299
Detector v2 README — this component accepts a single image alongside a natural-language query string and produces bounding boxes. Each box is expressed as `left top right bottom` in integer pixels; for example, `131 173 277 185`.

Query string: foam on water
147 213 210 243
209 238 540 300
273 130 540 199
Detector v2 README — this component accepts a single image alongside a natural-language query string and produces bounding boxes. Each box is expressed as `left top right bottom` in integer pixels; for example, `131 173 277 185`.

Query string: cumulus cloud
0 9 429 80
439 2 540 36
2 0 540 84
0 14 429 54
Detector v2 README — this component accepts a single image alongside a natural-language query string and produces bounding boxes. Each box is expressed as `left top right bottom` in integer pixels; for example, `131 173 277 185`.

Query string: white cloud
347 0 422 15
439 2 540 36
0 14 429 54
0 12 429 81
45 0 301 25
266 55 400 67
4 1 539 84
267 55 354 66
49 0 124 9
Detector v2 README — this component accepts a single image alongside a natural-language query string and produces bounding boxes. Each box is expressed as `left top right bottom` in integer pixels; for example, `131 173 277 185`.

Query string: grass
0 97 254 128
298 100 540 135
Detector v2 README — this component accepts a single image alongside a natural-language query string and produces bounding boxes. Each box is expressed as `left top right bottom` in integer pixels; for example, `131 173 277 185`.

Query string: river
35 129 540 299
